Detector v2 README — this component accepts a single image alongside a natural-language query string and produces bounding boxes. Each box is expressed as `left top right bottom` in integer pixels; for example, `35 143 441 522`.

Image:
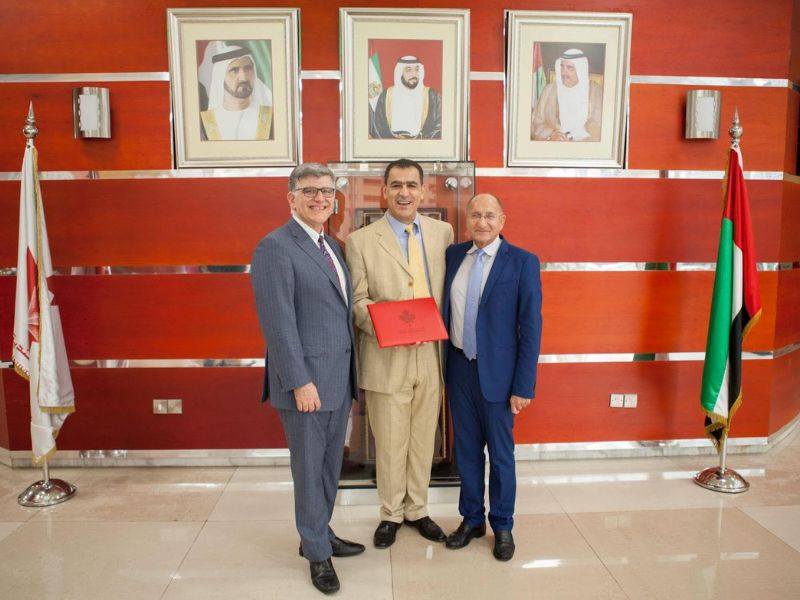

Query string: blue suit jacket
250 218 357 411
443 237 542 402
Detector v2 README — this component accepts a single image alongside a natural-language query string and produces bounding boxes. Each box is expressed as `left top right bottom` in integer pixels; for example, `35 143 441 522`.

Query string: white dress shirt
449 235 502 350
292 214 348 300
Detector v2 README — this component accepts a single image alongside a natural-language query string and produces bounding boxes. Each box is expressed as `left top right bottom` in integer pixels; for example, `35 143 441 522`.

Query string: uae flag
368 41 383 112
532 42 546 110
12 138 75 465
700 142 762 451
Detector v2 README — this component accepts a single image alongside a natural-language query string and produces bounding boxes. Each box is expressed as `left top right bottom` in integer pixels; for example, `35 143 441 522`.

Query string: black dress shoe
299 536 365 559
445 520 486 549
404 516 446 542
493 530 515 561
309 558 340 595
373 520 401 548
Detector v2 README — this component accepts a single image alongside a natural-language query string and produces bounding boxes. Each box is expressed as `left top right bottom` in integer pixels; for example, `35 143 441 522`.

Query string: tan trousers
366 342 441 522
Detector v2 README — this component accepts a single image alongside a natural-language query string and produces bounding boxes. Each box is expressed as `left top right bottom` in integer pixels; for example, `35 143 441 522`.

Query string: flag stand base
693 467 749 494
18 479 77 507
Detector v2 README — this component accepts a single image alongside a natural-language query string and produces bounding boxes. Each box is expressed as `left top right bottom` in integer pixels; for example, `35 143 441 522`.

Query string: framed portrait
340 8 469 162
506 11 632 168
167 8 300 168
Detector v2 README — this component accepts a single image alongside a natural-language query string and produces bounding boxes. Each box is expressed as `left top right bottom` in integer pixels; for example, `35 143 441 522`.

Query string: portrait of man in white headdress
197 40 273 141
531 45 604 142
370 55 442 140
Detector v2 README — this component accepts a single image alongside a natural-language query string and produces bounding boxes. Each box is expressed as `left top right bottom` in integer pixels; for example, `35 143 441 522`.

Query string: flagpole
693 109 749 494
16 102 78 508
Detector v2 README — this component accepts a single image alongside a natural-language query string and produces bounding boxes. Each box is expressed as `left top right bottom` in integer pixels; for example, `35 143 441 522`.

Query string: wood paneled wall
0 0 798 454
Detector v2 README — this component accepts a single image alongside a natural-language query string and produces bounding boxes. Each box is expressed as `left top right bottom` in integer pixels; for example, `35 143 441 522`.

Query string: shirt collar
468 235 502 257
385 211 420 236
292 213 324 243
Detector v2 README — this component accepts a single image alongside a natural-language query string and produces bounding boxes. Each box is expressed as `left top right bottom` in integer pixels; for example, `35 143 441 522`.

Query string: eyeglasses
295 187 335 199
468 212 501 223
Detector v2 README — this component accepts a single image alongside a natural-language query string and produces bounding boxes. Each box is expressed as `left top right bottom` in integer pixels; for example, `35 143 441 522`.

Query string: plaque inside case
327 161 474 485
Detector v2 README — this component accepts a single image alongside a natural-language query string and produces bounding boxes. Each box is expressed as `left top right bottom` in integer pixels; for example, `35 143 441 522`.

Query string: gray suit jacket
250 218 357 411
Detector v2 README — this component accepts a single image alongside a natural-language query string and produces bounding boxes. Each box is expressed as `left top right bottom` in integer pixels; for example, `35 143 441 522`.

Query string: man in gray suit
251 163 363 595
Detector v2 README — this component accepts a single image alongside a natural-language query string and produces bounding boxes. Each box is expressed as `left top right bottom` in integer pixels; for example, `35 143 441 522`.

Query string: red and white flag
12 141 75 465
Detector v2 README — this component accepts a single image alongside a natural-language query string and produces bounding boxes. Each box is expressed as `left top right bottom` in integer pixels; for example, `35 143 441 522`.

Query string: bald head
466 193 506 248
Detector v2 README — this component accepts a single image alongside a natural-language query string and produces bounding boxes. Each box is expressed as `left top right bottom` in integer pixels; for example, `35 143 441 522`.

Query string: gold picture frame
506 11 632 168
167 8 300 167
340 8 470 162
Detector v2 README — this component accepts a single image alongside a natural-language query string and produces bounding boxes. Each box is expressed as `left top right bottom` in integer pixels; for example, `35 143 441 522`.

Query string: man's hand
510 395 532 415
548 131 568 141
294 382 321 412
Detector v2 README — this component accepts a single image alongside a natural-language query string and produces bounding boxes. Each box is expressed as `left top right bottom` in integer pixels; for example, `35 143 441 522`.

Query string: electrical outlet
609 393 624 408
153 399 168 414
623 393 638 408
167 399 183 414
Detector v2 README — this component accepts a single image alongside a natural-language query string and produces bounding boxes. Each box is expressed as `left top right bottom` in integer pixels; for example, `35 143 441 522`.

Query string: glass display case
327 161 475 486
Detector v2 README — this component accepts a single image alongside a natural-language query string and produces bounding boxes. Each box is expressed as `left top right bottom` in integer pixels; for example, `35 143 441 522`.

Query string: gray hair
288 163 335 191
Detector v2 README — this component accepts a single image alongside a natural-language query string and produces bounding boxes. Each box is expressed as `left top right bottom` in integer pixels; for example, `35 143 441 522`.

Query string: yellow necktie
405 224 430 298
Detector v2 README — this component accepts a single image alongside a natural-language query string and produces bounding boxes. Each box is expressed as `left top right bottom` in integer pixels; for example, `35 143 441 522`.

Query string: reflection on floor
2 430 800 599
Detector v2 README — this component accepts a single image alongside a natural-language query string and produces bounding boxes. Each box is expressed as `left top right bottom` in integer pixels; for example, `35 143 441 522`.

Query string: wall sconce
73 87 111 139
685 90 721 139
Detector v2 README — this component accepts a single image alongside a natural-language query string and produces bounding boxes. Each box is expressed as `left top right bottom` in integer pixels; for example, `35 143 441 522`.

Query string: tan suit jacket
346 214 454 394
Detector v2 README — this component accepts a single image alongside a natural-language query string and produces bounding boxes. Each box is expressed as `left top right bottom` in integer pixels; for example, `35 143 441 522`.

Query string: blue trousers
279 396 352 562
447 345 516 532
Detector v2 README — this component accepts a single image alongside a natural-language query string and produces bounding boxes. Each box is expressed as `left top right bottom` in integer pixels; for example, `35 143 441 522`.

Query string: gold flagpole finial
23 101 38 144
729 108 742 148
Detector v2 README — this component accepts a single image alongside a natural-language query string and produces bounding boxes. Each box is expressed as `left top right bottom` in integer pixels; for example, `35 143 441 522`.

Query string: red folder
367 297 449 348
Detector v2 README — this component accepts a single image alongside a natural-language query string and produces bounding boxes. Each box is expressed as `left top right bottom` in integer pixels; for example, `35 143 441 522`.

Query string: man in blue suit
442 193 542 561
251 163 363 595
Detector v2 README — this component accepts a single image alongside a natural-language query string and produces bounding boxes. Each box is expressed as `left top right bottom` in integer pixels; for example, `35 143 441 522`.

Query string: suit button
408 281 413 287
345 348 351 354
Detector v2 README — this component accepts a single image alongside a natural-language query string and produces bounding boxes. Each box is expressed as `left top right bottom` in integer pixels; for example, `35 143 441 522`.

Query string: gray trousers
278 396 352 562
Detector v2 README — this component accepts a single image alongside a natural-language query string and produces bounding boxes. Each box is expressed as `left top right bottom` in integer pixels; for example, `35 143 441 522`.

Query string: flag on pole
700 135 762 451
12 139 75 465
532 42 546 110
368 41 383 112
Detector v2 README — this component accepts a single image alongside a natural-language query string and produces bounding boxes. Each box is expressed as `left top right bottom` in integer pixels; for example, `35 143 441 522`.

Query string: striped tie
318 234 337 274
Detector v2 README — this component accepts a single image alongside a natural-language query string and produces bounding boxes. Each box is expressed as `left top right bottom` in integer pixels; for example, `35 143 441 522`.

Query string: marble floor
1 431 800 599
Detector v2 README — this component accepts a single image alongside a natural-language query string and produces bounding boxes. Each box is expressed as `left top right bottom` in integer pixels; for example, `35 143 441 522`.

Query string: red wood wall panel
470 82 504 167
0 1 792 77
477 178 782 263
0 0 797 454
0 83 172 172
628 86 791 172
0 178 290 268
2 368 284 451
770 351 800 434
0 271 777 364
775 269 800 349
515 360 772 444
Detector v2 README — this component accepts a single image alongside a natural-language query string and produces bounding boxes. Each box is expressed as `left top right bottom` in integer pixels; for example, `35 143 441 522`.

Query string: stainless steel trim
470 71 505 81
4 343 798 370
0 168 293 181
7 420 798 468
0 168 787 181
2 262 797 277
474 167 783 180
0 72 170 83
300 70 341 80
630 75 791 88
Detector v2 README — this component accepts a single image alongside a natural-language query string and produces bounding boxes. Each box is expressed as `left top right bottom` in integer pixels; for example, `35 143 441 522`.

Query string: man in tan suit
346 158 454 548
